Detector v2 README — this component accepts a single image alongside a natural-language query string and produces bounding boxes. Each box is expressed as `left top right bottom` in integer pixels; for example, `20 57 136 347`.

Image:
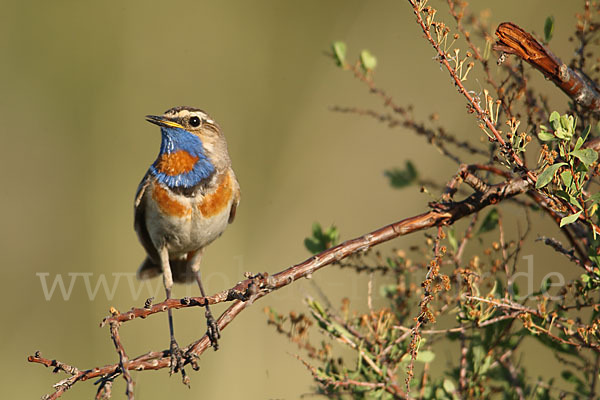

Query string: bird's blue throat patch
150 126 215 188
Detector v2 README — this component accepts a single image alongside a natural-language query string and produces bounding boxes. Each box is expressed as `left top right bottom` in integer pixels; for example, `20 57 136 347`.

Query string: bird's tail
137 256 195 283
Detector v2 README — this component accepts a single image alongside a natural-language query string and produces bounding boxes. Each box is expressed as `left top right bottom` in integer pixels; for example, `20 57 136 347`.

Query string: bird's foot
205 309 221 350
169 339 186 376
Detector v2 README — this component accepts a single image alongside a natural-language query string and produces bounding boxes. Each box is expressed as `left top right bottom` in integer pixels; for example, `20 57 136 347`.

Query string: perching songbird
134 106 240 373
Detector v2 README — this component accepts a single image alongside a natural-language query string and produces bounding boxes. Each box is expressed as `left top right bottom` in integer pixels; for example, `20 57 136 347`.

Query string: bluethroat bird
134 106 240 373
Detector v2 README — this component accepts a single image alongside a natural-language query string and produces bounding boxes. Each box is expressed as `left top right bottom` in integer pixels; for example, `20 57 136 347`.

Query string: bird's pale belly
145 184 232 256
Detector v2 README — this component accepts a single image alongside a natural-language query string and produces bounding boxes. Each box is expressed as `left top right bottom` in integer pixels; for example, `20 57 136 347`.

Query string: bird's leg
188 250 220 350
160 247 186 376
195 268 221 350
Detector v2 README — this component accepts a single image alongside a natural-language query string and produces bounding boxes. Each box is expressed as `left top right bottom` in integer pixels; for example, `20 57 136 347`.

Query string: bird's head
147 106 228 188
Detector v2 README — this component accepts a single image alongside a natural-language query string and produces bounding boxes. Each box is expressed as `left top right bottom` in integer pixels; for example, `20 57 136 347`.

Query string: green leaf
326 225 339 239
555 127 571 140
331 41 347 67
416 350 435 363
549 113 575 140
537 130 556 141
479 355 493 376
555 190 582 210
560 170 573 190
379 284 398 298
360 49 377 71
589 253 600 269
307 297 327 317
384 161 418 188
549 111 560 127
560 211 582 227
472 344 484 372
541 276 553 293
477 209 499 235
536 163 566 189
304 222 339 254
447 228 458 253
544 16 554 43
561 114 574 130
590 193 600 205
574 125 591 151
570 148 598 167
443 379 456 394
311 222 321 237
435 387 450 400
304 237 321 254
421 385 433 399
582 124 592 142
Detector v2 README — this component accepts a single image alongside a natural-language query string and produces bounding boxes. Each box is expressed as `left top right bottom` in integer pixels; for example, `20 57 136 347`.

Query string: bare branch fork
28 168 532 399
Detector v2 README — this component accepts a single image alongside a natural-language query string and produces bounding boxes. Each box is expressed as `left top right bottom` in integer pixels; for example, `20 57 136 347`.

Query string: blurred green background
2 0 582 398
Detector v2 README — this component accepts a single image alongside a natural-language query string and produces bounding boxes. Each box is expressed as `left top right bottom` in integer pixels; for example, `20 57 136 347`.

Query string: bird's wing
134 172 160 263
228 186 240 224
134 171 152 210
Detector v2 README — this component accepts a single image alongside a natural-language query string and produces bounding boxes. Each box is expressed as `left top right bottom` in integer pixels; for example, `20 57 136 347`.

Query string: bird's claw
205 311 221 350
169 339 186 375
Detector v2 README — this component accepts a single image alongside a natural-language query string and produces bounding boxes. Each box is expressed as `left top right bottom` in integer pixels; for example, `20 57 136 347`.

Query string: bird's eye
189 116 201 127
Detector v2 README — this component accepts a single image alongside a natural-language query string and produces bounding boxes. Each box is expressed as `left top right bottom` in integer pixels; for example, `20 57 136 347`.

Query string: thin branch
109 319 135 399
454 212 478 263
536 236 590 272
100 286 249 326
526 190 590 263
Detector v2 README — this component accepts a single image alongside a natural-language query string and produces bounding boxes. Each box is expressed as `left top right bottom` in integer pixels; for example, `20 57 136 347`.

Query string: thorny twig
407 0 537 184
464 295 600 352
446 0 513 120
294 353 405 398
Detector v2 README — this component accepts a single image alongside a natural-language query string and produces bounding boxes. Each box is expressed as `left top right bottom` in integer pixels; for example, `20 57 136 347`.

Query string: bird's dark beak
145 115 184 129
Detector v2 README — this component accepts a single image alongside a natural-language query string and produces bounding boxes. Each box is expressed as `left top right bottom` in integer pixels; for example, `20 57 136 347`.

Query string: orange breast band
198 173 233 217
152 183 192 218
155 150 200 176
